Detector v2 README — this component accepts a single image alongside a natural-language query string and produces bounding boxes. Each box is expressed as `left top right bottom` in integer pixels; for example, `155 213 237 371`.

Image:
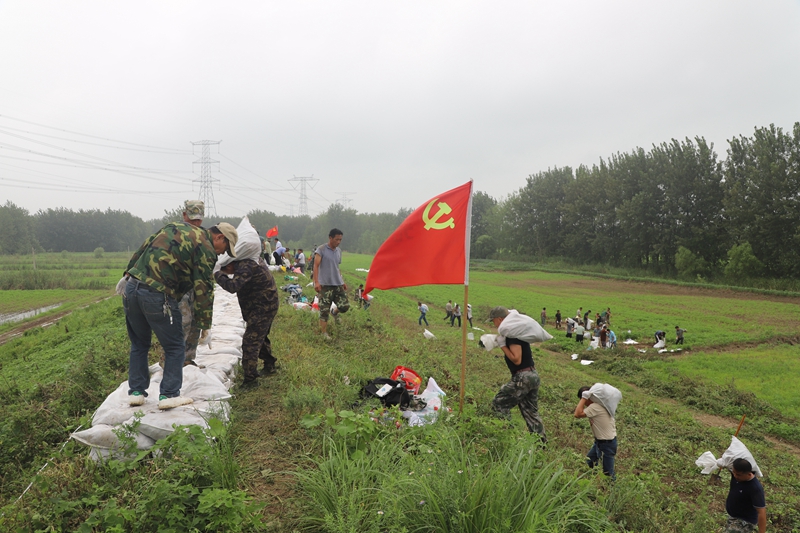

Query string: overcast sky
1 1 798 221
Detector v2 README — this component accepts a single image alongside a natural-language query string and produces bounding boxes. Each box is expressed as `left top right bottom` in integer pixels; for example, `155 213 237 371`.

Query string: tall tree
724 123 800 277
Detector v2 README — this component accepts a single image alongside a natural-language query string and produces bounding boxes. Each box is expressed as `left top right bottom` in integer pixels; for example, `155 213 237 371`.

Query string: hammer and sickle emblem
422 198 456 230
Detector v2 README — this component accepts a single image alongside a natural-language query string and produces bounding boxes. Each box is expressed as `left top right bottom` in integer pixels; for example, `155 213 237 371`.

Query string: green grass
643 345 800 419
2 253 800 531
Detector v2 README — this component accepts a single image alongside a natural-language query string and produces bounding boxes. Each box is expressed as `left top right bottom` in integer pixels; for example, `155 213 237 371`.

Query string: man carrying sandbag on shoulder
489 306 550 444
574 383 621 480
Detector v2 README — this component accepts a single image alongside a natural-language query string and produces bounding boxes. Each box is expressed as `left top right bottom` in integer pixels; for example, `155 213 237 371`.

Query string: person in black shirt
488 306 547 443
724 458 766 533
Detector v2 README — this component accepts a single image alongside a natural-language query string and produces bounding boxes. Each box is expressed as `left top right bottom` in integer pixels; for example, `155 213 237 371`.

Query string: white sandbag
654 339 665 349
580 360 594 365
196 353 239 374
192 400 231 422
581 383 622 418
180 365 232 401
217 216 262 267
423 329 436 339
623 339 638 344
589 338 600 349
210 332 243 343
138 408 209 442
717 436 763 478
586 319 593 330
71 424 155 451
480 334 498 351
497 310 553 343
695 451 719 474
93 381 159 426
203 367 232 388
293 302 311 310
199 345 242 357
571 353 578 360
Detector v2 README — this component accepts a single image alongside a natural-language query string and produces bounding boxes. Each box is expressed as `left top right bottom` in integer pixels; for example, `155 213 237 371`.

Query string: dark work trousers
242 311 277 382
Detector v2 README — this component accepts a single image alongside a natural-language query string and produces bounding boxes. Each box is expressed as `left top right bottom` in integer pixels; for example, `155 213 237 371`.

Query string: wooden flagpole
459 180 474 414
459 284 469 413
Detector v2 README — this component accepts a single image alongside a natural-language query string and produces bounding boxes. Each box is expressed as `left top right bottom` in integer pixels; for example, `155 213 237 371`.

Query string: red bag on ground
390 366 422 395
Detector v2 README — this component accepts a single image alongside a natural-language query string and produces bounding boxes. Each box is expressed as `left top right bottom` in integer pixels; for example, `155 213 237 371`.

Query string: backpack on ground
361 378 411 409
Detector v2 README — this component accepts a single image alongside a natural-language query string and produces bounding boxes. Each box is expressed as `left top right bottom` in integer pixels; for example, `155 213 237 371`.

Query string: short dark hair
329 228 343 238
577 386 591 400
732 458 752 474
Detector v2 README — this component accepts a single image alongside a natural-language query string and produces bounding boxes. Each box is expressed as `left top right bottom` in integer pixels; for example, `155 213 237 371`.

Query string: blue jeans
587 437 617 479
419 312 429 326
123 280 185 398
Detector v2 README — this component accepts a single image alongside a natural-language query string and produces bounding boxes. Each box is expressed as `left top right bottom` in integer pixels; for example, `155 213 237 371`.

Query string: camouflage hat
183 200 205 221
215 222 238 258
488 306 509 319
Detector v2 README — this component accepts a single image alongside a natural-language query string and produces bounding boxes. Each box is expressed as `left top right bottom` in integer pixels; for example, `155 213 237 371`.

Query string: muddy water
0 303 63 326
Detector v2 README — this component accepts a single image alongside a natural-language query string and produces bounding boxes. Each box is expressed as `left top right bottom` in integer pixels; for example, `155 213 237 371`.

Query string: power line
0 113 192 153
0 125 190 155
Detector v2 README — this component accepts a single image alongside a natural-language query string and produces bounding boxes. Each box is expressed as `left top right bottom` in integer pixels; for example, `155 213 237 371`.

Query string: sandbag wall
71 289 245 459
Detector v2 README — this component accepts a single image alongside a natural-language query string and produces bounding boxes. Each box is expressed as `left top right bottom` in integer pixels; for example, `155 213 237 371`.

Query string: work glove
496 335 506 348
115 275 129 296
198 329 209 344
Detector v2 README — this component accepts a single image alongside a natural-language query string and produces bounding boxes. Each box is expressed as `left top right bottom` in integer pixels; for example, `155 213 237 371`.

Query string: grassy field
1 252 799 531
0 251 128 290
643 345 800 419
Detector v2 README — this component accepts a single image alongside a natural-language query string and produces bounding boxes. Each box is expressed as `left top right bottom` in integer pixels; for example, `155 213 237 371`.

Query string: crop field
0 251 129 290
1 252 799 532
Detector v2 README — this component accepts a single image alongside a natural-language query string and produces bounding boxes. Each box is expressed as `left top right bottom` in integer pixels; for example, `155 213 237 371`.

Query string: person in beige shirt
574 386 617 479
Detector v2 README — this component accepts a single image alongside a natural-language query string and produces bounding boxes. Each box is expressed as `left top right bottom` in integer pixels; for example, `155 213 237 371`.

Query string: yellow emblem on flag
422 198 455 230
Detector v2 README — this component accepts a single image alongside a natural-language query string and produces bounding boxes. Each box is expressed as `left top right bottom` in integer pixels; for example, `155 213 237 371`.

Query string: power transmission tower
288 175 318 216
191 140 221 217
335 192 357 209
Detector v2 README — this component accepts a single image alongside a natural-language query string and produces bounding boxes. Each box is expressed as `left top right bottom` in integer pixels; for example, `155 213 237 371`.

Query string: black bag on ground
362 378 411 409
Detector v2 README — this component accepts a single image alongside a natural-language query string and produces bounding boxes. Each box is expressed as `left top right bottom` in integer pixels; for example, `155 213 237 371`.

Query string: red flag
364 181 472 295
266 226 279 238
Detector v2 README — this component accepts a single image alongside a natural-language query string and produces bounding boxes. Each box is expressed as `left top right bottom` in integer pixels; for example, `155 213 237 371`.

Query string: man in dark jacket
215 257 279 387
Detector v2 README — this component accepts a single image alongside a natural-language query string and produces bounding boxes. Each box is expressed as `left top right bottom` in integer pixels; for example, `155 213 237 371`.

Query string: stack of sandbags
71 289 244 459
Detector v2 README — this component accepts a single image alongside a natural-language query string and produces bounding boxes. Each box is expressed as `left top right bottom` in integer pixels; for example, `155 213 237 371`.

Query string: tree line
0 201 413 257
471 122 800 281
2 121 797 281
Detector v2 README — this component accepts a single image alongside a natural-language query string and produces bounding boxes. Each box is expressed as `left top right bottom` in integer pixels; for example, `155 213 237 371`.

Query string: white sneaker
129 392 145 406
158 396 194 410
322 332 332 340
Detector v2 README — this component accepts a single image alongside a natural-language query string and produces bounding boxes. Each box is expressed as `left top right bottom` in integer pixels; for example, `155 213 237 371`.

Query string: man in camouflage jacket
215 257 279 386
124 220 237 409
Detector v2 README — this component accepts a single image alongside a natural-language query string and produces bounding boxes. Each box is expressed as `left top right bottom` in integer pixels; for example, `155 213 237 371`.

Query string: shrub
725 242 764 278
675 246 708 280
93 247 104 259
